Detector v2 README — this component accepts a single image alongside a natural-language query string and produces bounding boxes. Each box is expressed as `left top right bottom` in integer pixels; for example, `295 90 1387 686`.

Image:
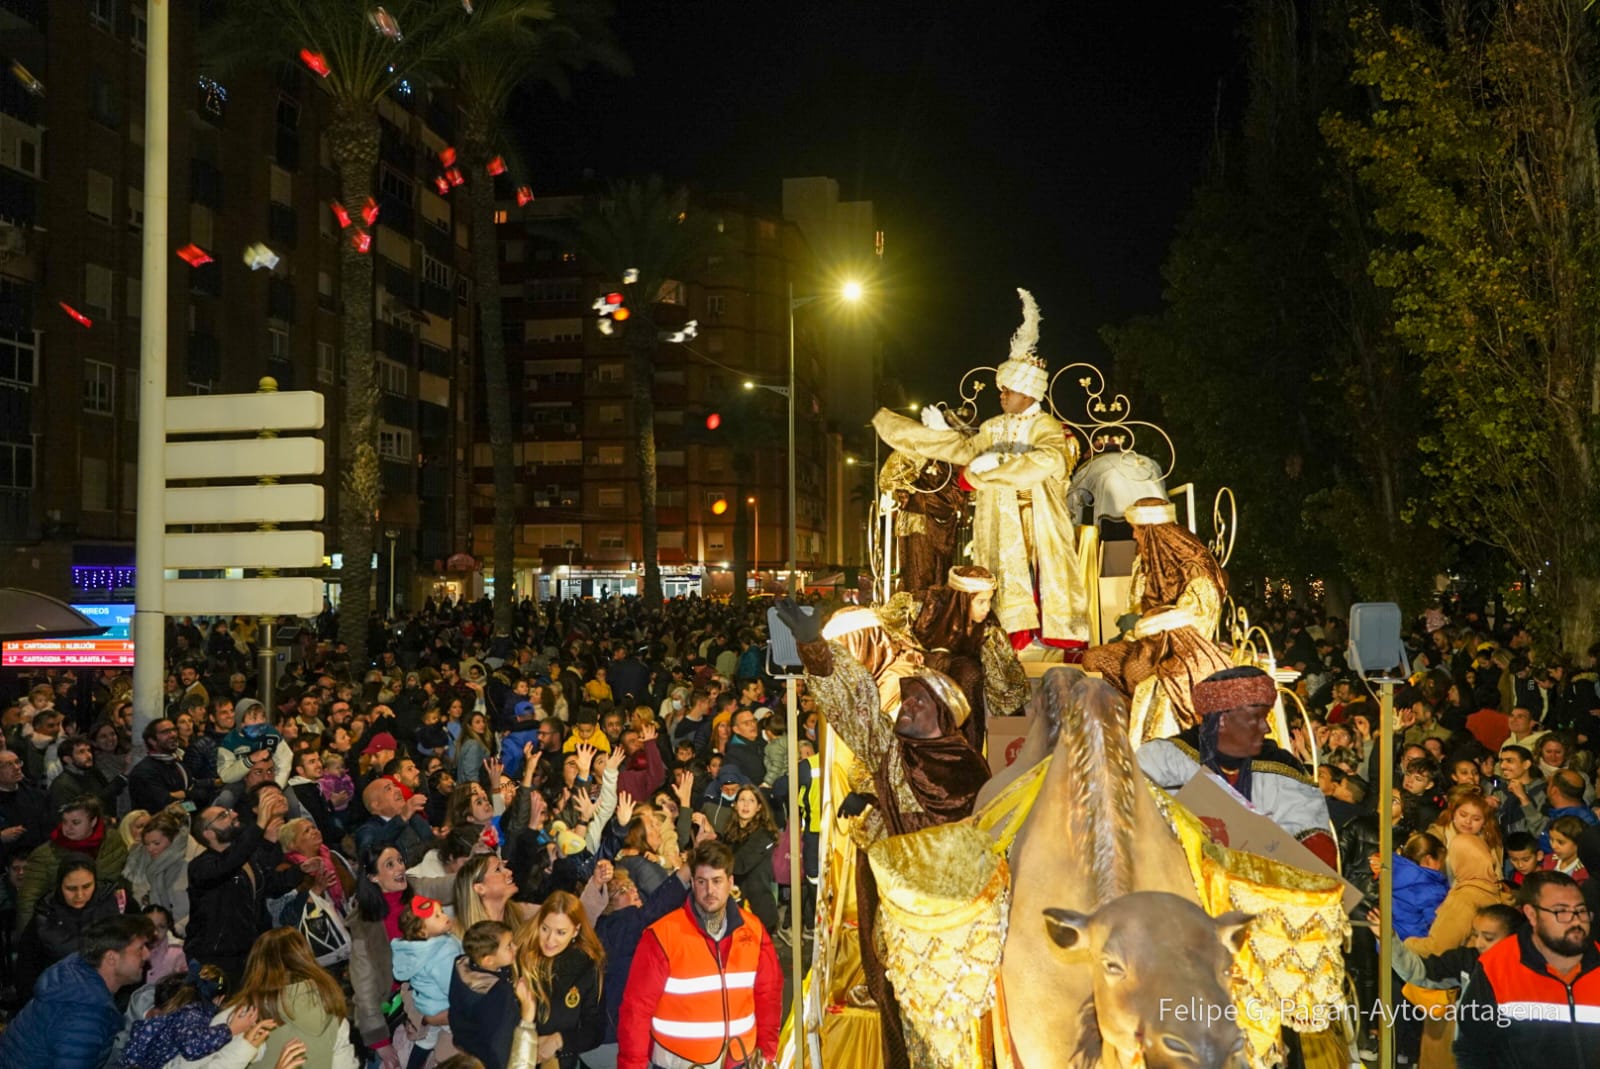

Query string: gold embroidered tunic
872 407 1090 641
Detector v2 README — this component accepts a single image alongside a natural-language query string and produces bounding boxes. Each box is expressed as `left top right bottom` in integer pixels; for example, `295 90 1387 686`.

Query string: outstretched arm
873 409 984 467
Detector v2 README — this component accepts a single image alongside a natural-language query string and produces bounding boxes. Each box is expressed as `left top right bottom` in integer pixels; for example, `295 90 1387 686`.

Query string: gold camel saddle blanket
866 820 1010 1069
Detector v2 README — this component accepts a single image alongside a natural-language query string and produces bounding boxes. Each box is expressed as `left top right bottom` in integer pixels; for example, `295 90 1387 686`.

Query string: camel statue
997 667 1251 1069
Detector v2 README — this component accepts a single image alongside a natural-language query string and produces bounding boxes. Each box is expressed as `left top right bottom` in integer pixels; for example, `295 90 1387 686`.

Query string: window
84 264 114 320
317 341 335 384
378 358 407 396
659 530 685 549
706 490 730 510
83 360 114 414
0 328 38 386
598 530 625 550
128 188 144 231
268 326 289 361
0 115 42 178
597 487 624 509
317 271 334 311
658 490 686 507
757 219 778 241
86 171 113 223
132 7 147 51
524 319 582 344
89 0 115 31
276 96 300 131
596 363 624 383
528 278 579 303
378 165 413 205
378 424 412 460
422 254 452 290
0 441 33 490
82 457 109 511
656 450 685 467
597 404 623 424
596 445 623 466
270 165 292 205
123 369 138 419
524 441 582 466
503 240 524 264
90 71 121 128
707 295 726 319
456 276 471 306
126 276 141 319
707 536 726 554
493 210 507 225
189 204 214 249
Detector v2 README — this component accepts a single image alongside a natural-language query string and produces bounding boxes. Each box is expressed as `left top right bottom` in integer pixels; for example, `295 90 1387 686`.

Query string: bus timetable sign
1 602 135 668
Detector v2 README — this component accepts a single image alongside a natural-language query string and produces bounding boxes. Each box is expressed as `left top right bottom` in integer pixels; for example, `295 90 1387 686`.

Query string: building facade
474 190 865 599
0 0 475 611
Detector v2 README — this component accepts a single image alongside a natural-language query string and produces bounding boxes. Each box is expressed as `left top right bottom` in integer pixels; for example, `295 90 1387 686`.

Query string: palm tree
565 179 718 608
205 1 470 665
449 0 626 633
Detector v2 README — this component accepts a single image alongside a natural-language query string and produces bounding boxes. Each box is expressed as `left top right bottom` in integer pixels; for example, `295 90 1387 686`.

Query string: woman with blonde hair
1427 787 1503 874
512 891 605 1068
450 852 536 936
221 927 356 1068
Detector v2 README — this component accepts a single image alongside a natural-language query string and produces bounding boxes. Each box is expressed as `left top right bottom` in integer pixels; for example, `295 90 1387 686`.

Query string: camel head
1043 892 1251 1069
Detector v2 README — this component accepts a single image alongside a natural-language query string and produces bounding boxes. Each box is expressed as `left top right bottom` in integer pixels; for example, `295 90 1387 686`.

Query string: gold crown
1010 351 1047 370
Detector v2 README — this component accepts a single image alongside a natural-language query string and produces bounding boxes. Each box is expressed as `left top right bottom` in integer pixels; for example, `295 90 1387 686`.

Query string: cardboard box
1175 770 1364 913
986 714 1032 776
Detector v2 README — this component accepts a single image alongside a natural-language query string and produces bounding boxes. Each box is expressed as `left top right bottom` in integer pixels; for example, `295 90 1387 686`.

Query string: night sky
522 1 1244 407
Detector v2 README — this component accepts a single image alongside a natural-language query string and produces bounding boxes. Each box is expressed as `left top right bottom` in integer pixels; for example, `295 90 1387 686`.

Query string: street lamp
747 496 759 587
385 529 399 618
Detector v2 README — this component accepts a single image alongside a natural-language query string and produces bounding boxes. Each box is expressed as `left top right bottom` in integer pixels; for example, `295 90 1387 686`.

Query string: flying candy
515 186 534 206
59 302 92 328
369 7 402 41
175 244 213 267
350 230 372 254
329 200 352 228
361 197 380 225
434 176 451 196
299 49 331 78
243 243 280 271
10 60 43 97
486 156 506 176
439 146 457 167
622 268 639 284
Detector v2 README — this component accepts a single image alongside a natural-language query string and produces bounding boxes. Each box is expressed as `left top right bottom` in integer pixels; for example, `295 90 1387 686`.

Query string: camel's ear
1214 911 1255 956
1044 908 1091 950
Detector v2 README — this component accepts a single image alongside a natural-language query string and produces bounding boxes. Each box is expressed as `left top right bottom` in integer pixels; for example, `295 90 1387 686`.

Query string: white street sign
164 577 324 617
166 391 325 435
165 530 324 570
165 484 325 525
166 437 324 480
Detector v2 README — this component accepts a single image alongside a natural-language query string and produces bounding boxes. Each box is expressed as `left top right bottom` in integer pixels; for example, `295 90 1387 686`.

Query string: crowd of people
1269 605 1600 1066
0 595 803 1069
3 589 1600 1069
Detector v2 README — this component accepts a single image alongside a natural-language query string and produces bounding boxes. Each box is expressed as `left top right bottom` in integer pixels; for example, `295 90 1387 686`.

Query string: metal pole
256 378 280 720
785 673 806 1068
787 283 797 595
387 531 397 617
131 0 171 756
751 499 758 588
1377 680 1396 1069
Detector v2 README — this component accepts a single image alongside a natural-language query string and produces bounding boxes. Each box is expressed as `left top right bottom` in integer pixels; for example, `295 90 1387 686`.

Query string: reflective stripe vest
648 903 764 1066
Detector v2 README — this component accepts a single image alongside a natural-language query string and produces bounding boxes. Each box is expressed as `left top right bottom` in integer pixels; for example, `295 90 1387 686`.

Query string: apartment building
0 0 475 610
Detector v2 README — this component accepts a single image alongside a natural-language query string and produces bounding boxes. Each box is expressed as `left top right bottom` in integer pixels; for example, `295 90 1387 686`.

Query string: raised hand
674 770 695 808
574 787 596 821
773 599 822 645
483 757 503 787
640 721 659 743
593 859 614 885
228 1004 261 1037
615 791 636 827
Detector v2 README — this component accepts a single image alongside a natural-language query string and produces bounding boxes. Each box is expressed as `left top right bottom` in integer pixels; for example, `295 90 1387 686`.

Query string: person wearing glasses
1454 870 1600 1066
185 799 298 985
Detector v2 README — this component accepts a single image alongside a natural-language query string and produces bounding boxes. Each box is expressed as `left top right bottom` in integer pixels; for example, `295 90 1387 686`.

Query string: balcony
380 394 412 426
419 465 449 498
381 259 415 307
0 71 42 126
378 196 415 234
187 334 221 384
380 461 415 497
379 321 414 365
268 203 297 247
189 262 222 298
268 278 295 322
419 282 452 319
0 173 34 228
418 400 449 438
274 127 300 171
419 342 451 377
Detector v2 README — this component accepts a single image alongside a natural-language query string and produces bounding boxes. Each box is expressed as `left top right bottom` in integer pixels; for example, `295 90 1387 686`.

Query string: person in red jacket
1454 870 1600 1067
618 840 782 1069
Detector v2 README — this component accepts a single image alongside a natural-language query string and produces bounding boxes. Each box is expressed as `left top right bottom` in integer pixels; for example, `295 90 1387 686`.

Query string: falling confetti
59 302 93 328
445 167 464 188
598 319 614 336
329 200 352 229
299 49 331 78
10 60 43 97
486 156 506 176
369 7 403 40
361 197 380 225
350 230 372 254
434 176 451 196
622 268 639 284
438 146 457 167
243 243 280 271
175 244 214 267
515 186 534 206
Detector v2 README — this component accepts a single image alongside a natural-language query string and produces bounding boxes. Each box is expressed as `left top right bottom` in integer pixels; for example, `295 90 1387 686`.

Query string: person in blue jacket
0 913 155 1069
1392 831 1450 940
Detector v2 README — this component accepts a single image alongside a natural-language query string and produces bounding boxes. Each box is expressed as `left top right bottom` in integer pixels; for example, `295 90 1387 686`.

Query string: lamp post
745 280 861 1068
747 496 759 591
385 529 399 618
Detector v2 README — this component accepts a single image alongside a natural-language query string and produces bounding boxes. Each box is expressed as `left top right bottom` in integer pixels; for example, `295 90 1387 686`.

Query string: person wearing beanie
1137 664 1337 867
871 288 1089 650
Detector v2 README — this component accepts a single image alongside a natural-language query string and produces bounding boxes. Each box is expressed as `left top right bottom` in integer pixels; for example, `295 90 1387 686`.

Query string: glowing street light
841 279 864 303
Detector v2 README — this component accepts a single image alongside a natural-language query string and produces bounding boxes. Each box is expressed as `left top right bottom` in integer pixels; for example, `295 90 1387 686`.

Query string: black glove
774 598 823 645
838 792 874 819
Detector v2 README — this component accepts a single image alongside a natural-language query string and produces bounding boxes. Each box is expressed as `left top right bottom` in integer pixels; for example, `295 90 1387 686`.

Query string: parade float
779 291 1353 1069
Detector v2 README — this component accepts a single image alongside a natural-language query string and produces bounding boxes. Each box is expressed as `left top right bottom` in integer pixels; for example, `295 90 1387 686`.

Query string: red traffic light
705 413 721 430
